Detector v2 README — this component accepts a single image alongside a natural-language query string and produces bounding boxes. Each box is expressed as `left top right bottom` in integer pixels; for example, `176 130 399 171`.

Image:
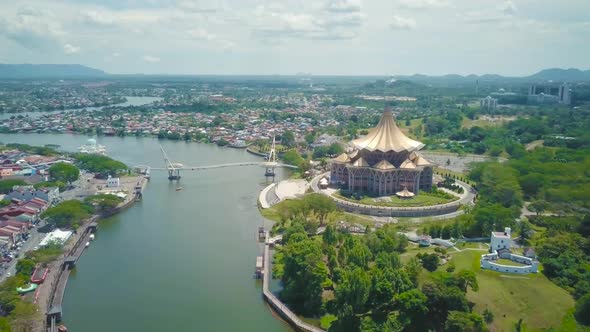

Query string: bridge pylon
160 145 183 180
264 136 277 177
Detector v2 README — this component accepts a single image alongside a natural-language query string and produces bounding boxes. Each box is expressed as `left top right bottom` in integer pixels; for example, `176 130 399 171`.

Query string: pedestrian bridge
148 161 298 171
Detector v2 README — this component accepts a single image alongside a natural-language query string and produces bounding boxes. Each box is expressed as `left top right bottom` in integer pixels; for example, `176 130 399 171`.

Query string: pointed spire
351 107 425 153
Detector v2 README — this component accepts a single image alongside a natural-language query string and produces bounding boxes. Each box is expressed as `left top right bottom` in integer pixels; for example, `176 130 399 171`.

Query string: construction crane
160 145 183 180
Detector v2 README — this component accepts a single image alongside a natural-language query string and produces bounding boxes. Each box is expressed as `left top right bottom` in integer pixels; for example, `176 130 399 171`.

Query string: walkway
150 162 297 171
259 183 278 209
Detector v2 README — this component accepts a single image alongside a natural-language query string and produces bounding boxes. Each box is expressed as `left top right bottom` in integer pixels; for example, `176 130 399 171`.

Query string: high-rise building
480 96 498 110
527 83 571 105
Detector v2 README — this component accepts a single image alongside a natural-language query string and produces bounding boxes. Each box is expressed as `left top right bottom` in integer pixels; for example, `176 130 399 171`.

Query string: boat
175 187 183 191
85 242 90 247
89 234 95 241
31 266 49 284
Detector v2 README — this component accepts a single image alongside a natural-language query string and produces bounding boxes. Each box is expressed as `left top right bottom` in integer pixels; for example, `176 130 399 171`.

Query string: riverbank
37 175 148 331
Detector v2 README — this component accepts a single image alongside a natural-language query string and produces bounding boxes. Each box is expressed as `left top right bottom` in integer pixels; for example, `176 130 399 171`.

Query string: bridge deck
150 162 297 171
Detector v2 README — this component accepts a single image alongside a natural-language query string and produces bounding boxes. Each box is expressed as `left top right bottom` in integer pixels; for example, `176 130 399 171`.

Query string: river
0 96 162 120
0 133 291 332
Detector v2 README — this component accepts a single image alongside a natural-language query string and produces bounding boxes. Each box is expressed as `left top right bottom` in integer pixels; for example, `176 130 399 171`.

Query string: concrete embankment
42 176 149 331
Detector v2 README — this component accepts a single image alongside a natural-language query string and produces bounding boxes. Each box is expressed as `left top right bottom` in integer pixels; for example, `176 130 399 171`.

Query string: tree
396 289 428 328
529 200 548 216
336 267 371 315
9 301 40 332
302 193 336 224
304 132 316 146
327 143 344 156
0 180 26 194
84 194 124 213
75 154 127 176
575 293 590 325
282 150 304 167
282 130 296 147
15 259 35 277
483 308 494 324
49 162 80 184
0 317 10 332
455 270 479 292
517 219 532 243
420 253 440 272
281 228 328 315
444 311 488 332
41 200 94 229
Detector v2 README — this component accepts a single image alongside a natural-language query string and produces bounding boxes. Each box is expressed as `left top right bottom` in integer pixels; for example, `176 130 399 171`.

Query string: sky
0 0 588 76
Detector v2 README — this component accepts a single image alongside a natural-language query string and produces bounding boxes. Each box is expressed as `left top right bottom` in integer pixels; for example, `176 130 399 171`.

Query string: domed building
330 108 433 196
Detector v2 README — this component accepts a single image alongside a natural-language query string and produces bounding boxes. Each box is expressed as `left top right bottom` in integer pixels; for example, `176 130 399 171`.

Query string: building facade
490 227 511 251
480 96 498 111
330 108 433 196
528 83 571 105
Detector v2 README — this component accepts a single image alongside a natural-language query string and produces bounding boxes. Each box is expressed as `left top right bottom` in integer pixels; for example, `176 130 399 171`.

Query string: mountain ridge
0 64 106 78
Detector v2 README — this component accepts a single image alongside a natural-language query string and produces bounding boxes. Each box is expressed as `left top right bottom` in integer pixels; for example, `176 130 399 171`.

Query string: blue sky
0 0 588 75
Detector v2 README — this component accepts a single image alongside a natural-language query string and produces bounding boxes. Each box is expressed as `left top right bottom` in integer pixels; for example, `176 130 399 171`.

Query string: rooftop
351 108 425 153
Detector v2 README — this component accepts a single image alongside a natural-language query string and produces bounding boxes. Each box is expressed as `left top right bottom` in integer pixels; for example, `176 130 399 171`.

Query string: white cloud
63 43 80 54
177 0 217 13
498 0 518 15
397 0 449 10
390 15 416 30
83 10 115 26
251 2 365 40
143 55 160 63
0 7 65 49
325 0 362 13
112 52 121 57
187 28 216 40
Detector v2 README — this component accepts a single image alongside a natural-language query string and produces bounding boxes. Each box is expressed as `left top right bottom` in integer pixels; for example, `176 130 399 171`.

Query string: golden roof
413 155 431 166
332 153 351 163
396 187 415 198
351 109 425 153
374 160 395 170
351 157 370 167
400 159 417 169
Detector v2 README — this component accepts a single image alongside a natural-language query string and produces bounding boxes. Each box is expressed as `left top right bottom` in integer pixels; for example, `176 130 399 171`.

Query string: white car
33 246 39 251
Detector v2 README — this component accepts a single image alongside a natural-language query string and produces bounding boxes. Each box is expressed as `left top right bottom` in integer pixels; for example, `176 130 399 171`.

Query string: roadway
0 220 46 282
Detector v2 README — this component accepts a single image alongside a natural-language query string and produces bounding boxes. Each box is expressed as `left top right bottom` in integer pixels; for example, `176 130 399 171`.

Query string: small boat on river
176 187 183 191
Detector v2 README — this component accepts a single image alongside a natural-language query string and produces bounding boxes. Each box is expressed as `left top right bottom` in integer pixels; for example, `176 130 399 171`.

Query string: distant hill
0 64 106 79
394 68 590 85
527 68 590 82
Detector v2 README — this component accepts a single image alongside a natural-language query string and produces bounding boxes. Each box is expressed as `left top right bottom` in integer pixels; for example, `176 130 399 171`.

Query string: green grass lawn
448 250 575 331
495 258 527 267
335 191 458 208
400 244 437 263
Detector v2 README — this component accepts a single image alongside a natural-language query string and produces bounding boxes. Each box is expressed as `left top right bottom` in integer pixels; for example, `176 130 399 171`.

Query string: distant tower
559 83 571 105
